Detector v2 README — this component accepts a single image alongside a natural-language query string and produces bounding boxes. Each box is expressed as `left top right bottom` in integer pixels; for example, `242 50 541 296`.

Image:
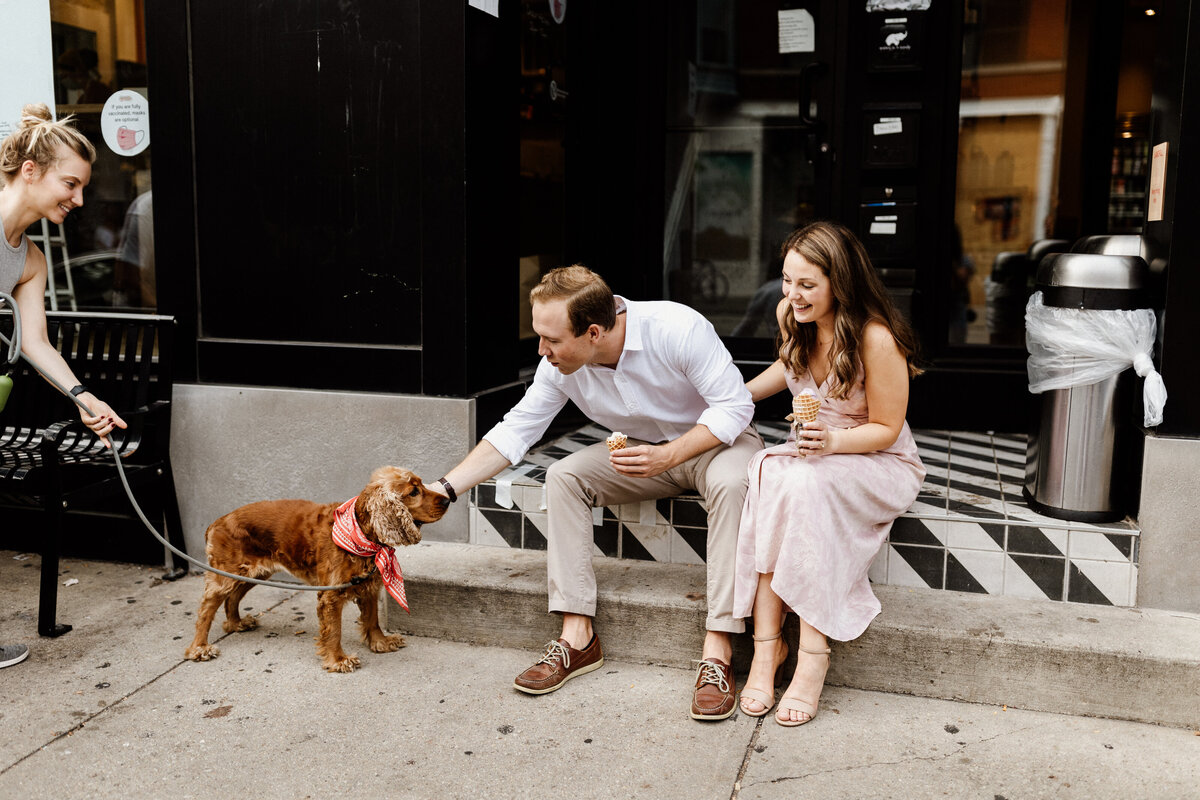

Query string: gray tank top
0 204 30 295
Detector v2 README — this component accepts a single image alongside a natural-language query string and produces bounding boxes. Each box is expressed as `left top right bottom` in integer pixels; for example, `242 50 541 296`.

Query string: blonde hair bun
19 103 54 128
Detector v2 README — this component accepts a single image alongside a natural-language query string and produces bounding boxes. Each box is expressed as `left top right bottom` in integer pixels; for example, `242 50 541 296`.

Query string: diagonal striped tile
947 548 1005 594
469 424 1141 606
889 544 944 589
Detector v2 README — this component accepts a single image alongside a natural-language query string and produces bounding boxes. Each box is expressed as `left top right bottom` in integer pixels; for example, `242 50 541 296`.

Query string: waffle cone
791 393 821 424
606 432 628 452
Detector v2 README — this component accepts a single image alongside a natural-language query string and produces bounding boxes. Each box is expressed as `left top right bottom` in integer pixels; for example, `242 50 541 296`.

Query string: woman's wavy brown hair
777 221 922 399
0 103 96 184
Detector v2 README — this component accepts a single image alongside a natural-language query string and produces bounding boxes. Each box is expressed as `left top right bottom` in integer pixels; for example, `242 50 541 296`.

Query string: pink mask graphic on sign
116 126 145 151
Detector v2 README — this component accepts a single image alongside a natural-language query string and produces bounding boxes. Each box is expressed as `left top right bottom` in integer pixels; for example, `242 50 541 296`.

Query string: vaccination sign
0 0 56 139
101 90 150 156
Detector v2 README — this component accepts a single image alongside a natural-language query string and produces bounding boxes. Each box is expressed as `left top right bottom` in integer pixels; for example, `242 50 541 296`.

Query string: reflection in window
664 1 823 340
31 3 153 313
519 0 568 341
953 0 1067 346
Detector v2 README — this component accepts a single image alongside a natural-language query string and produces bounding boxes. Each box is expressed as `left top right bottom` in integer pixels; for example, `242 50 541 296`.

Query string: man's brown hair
529 264 616 336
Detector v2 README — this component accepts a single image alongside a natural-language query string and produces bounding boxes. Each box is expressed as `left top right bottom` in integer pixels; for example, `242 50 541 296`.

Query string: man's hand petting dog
183 466 449 673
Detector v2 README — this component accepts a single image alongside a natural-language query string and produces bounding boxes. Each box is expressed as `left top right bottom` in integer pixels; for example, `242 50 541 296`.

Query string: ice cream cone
791 392 821 425
786 390 821 454
606 432 628 452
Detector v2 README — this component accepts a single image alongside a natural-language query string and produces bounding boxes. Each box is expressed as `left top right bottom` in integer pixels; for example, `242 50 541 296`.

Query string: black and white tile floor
470 423 1140 607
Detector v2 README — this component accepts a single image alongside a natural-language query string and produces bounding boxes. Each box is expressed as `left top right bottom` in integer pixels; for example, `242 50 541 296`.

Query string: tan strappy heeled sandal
738 632 788 718
775 643 831 727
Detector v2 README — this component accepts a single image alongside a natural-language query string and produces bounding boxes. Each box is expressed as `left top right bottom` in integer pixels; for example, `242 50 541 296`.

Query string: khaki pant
543 426 763 633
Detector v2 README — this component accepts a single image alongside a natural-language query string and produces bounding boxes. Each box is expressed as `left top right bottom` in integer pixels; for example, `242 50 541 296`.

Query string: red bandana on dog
330 496 409 613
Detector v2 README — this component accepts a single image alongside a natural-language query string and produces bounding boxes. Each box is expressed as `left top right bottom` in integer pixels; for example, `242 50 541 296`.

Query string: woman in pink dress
735 221 924 726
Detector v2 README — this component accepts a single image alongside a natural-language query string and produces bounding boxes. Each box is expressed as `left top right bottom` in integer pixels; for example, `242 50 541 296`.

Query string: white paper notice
870 216 898 235
778 9 816 54
0 0 55 139
468 0 499 18
1148 142 1168 222
873 118 903 136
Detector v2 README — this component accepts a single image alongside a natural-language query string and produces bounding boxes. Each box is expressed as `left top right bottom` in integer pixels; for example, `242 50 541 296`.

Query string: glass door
663 0 840 344
40 1 154 312
519 0 569 343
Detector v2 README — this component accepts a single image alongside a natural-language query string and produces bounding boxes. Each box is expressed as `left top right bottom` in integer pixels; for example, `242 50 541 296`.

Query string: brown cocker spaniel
184 466 449 672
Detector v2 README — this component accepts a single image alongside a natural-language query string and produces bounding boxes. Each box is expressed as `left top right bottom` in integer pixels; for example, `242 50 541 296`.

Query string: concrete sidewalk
3 549 1199 799
387 542 1200 730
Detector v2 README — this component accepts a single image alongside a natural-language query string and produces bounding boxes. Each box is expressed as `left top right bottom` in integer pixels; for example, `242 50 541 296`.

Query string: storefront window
42 0 153 312
952 0 1157 348
952 0 1067 346
519 0 568 342
663 1 835 341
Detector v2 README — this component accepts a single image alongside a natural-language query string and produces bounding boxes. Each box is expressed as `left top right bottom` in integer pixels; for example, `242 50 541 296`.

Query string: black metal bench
0 310 188 636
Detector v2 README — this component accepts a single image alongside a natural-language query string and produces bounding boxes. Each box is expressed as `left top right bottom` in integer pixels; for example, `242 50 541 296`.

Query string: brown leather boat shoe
690 658 737 720
513 635 604 694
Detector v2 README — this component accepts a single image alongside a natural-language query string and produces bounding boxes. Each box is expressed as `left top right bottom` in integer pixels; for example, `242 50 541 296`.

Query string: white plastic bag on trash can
1025 291 1167 426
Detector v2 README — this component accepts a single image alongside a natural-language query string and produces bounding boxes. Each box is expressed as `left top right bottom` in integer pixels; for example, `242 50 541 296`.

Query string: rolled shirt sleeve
482 359 570 465
675 312 754 445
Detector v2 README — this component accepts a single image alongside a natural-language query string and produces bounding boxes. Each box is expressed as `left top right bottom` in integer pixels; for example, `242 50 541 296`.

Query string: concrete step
385 541 1200 729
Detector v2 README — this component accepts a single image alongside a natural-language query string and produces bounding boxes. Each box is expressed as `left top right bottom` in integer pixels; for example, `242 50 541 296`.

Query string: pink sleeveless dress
733 364 924 641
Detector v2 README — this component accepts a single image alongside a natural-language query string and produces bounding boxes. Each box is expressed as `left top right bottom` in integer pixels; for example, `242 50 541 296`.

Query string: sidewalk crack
730 716 765 798
743 719 1056 788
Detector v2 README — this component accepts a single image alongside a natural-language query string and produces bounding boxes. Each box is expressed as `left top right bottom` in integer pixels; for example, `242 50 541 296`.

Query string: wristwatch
69 384 89 397
436 477 458 503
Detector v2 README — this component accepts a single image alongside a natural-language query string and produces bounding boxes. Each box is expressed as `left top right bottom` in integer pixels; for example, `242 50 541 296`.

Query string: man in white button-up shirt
429 266 761 720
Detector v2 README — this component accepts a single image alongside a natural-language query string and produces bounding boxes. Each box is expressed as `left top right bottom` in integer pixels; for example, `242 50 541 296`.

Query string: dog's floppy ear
360 468 423 547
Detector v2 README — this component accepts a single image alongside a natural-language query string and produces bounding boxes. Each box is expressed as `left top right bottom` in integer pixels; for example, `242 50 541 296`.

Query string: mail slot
863 110 920 168
859 188 917 259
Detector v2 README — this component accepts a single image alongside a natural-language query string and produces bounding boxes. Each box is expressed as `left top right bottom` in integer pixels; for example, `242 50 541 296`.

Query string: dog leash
0 293 365 593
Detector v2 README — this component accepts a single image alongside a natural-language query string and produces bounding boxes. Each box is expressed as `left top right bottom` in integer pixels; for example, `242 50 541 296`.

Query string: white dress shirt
484 298 754 465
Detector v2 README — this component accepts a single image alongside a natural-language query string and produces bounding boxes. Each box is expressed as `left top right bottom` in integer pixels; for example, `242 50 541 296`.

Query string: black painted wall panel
189 0 421 346
460 1 519 395
145 0 198 379
1150 0 1200 437
196 339 421 392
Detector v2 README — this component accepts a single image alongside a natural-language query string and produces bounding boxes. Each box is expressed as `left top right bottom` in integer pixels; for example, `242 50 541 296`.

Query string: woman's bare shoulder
861 319 901 355
16 241 46 286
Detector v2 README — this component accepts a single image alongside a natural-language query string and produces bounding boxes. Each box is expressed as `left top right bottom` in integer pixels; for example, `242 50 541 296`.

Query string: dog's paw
323 654 362 673
184 643 220 662
369 634 407 653
222 616 259 633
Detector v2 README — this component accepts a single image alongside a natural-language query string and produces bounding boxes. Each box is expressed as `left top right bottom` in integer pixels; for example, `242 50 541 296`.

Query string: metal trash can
985 240 1070 347
1071 233 1152 262
985 251 1030 346
1023 250 1149 522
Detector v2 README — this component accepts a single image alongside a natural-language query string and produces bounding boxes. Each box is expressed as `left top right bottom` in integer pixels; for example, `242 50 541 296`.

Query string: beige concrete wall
170 384 474 557
1137 435 1200 613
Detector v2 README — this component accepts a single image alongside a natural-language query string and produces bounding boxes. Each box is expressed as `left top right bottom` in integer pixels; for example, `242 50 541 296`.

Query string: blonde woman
1 103 124 441
1 103 128 666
